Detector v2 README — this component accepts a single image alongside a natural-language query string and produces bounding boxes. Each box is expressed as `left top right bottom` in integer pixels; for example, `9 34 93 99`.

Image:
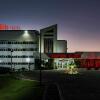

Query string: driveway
22 68 100 100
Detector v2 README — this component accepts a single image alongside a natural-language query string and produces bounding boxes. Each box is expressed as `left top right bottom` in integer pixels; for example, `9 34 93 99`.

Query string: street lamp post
40 32 42 86
11 49 13 70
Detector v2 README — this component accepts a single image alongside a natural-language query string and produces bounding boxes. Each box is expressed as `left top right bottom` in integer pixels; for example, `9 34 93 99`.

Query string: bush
0 67 12 74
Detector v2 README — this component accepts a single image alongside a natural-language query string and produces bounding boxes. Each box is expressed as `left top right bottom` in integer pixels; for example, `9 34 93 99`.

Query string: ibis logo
0 24 20 30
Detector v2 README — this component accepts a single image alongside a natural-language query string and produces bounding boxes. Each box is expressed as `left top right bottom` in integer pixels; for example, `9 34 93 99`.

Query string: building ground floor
53 58 75 69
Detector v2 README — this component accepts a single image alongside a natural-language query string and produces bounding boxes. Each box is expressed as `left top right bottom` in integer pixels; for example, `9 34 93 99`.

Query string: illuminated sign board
47 53 81 58
0 24 20 30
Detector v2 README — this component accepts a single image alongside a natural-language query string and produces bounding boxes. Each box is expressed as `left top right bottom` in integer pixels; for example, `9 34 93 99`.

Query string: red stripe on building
47 53 81 58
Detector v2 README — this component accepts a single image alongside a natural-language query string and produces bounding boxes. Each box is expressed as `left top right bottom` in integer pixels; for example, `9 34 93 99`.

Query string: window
44 38 53 53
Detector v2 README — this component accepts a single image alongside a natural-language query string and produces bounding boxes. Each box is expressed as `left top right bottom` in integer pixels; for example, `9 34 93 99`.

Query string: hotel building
0 24 68 70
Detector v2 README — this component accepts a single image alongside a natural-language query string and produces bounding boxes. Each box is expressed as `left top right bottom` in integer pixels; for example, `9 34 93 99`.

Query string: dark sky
0 0 100 52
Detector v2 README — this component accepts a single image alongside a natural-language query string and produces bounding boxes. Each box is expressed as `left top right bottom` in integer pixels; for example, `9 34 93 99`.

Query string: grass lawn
0 74 44 100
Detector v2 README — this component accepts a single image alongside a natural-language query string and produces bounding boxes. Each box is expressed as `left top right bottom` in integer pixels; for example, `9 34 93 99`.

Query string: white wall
56 40 67 53
0 30 39 70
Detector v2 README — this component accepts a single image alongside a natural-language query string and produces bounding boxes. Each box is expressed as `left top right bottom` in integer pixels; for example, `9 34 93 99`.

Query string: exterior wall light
26 57 31 71
26 57 30 63
23 30 29 37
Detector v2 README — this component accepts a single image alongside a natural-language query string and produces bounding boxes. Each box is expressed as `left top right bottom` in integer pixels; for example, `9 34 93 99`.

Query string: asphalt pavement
23 68 100 100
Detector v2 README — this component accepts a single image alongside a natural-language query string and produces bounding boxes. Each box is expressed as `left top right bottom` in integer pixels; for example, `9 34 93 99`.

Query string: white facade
40 24 57 53
0 30 39 70
56 40 67 53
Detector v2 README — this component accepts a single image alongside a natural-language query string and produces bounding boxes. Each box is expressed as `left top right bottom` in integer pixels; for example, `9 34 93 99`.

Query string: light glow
0 60 2 63
23 30 30 37
65 58 78 74
26 58 30 62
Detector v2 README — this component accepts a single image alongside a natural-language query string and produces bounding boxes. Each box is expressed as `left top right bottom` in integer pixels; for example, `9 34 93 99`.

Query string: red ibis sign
0 24 20 30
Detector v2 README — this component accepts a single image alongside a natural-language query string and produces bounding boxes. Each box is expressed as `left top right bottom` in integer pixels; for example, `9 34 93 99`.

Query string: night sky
0 0 100 52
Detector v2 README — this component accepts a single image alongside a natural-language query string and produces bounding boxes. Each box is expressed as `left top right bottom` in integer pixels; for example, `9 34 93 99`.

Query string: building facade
40 24 57 53
40 24 67 53
0 24 67 70
0 30 39 70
